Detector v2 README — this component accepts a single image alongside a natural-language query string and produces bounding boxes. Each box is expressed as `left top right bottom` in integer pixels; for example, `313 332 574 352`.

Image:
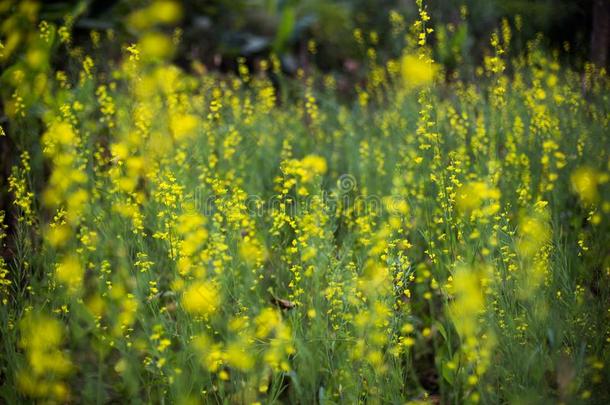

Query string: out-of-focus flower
182 281 220 316
571 166 607 204
401 53 437 88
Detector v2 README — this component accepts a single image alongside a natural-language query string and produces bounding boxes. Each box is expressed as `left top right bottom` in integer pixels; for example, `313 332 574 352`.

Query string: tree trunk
591 0 610 67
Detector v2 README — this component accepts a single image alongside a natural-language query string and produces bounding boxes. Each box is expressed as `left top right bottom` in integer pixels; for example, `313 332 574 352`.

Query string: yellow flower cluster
16 313 72 401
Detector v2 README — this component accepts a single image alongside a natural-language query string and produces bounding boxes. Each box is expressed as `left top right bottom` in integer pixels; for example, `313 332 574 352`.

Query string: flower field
1 1 609 403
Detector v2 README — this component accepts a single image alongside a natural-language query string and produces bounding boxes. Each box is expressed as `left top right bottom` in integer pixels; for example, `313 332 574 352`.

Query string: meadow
1 1 609 404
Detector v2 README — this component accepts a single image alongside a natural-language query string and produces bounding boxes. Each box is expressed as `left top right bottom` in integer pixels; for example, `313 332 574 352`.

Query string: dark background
42 0 609 75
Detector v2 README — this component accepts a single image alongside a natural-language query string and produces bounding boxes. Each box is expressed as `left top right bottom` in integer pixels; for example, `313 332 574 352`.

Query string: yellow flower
18 312 72 400
128 1 183 30
239 237 268 267
455 181 500 217
182 281 220 316
170 114 199 141
55 255 83 291
148 1 183 24
139 32 173 61
42 122 76 152
225 340 254 371
449 266 485 337
301 154 327 178
571 166 602 204
401 53 437 88
517 214 551 257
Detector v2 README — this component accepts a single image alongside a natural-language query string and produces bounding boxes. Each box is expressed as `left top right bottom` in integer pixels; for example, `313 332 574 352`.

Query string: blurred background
36 0 608 76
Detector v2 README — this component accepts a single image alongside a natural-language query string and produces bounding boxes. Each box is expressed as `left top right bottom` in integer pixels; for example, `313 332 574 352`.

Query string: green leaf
441 360 455 385
434 320 448 342
273 5 296 53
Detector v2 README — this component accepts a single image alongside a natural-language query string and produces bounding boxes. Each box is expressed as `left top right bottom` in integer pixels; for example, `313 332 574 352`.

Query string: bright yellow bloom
455 181 500 217
55 254 83 291
301 154 327 178
571 166 604 204
182 281 220 316
401 53 437 88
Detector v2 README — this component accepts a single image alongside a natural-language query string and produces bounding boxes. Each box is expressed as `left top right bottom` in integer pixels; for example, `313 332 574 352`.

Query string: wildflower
8 152 35 224
181 281 220 316
517 213 551 257
300 154 328 180
225 340 254 371
55 254 84 291
0 212 9 304
455 181 500 219
239 237 268 267
127 0 183 31
400 53 437 88
449 266 484 337
571 166 605 204
17 312 72 401
139 32 173 61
